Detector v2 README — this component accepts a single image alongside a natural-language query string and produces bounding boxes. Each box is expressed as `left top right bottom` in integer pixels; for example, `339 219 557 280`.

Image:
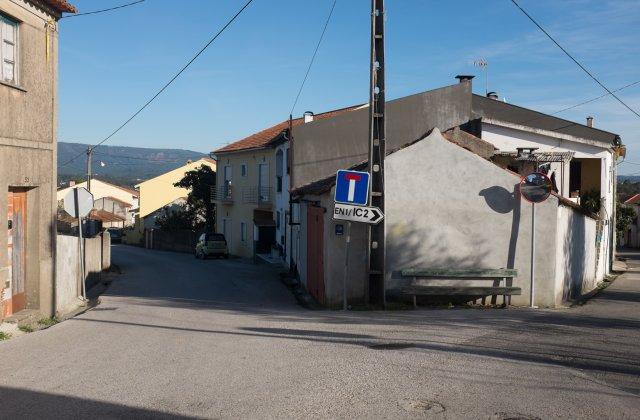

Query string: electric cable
60 0 256 167
509 0 640 119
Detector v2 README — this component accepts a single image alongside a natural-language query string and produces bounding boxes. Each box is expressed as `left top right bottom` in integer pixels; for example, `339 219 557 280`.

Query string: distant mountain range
58 142 207 188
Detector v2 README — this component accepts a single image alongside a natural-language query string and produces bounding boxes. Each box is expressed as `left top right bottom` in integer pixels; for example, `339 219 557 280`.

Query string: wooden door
5 190 27 317
306 206 324 304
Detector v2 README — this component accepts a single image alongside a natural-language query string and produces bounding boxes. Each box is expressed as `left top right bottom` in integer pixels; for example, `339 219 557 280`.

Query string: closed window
1 15 18 84
240 222 247 242
241 163 247 177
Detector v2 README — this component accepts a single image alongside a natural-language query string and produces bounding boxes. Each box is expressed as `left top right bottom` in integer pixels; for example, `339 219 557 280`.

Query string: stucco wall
216 149 274 257
0 1 60 319
385 130 560 307
138 158 215 218
554 205 598 304
292 82 472 189
55 233 110 316
57 179 138 207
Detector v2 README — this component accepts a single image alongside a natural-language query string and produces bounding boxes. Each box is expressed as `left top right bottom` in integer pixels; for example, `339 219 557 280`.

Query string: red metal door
4 190 27 317
306 206 325 304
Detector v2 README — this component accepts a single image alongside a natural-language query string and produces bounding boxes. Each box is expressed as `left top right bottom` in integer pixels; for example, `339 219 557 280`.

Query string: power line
548 79 640 116
509 0 640 119
60 0 146 19
60 0 256 167
290 0 338 116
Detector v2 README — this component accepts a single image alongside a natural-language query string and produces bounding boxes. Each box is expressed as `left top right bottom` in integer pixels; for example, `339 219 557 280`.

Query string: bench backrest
401 268 517 278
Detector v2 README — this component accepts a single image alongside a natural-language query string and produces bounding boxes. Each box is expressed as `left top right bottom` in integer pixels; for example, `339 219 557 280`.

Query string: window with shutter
1 16 18 84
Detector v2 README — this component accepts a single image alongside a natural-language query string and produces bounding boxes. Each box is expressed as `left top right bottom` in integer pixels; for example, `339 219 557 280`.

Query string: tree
616 201 635 235
173 164 216 231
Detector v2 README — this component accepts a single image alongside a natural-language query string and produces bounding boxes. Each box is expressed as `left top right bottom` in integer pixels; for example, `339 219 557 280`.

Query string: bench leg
413 295 417 309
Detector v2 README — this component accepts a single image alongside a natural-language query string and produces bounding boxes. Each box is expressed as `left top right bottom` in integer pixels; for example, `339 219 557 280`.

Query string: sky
58 0 640 174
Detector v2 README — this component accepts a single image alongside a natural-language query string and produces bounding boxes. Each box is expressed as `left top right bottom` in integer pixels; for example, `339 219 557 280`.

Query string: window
240 222 247 242
286 148 290 175
1 15 18 84
276 211 281 230
241 163 247 177
276 150 284 193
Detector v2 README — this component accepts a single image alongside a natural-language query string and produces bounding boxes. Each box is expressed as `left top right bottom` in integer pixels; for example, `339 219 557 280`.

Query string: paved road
1 245 639 419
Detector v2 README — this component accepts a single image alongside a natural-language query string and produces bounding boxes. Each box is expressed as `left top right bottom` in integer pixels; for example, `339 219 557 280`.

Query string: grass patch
18 325 34 333
37 317 60 328
0 331 11 341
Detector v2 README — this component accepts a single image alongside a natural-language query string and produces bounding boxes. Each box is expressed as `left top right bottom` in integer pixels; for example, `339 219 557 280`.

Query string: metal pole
86 147 92 192
343 222 351 310
530 202 536 308
74 188 87 301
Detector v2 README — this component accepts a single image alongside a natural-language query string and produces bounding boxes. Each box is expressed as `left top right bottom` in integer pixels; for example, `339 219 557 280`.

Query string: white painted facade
481 121 616 276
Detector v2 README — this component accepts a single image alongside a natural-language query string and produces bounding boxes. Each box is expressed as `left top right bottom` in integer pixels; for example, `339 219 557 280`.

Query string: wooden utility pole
367 0 385 306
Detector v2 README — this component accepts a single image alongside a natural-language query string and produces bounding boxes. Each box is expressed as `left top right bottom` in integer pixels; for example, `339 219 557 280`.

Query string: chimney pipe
303 111 314 123
586 116 593 127
487 91 499 100
455 75 475 84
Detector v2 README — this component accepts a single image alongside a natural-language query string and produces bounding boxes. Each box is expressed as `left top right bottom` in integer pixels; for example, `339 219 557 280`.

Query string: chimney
303 111 314 123
69 180 76 187
455 75 475 84
487 91 499 100
586 116 593 127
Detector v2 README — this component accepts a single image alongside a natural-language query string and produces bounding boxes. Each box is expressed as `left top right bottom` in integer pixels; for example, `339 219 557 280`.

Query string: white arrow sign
333 203 384 225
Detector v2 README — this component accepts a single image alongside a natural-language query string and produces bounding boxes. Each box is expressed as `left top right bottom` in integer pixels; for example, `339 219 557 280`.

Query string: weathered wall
385 130 560 307
55 233 110 316
0 0 60 319
292 82 472 189
554 205 598 304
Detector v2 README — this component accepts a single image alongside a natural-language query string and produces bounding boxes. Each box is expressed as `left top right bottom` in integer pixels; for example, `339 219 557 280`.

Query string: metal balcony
242 186 272 206
211 185 233 203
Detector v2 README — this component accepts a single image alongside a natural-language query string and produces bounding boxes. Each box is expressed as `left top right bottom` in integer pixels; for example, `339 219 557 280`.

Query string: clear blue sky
58 0 639 173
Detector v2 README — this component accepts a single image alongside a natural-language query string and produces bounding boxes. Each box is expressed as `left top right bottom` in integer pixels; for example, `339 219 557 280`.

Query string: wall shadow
0 386 196 419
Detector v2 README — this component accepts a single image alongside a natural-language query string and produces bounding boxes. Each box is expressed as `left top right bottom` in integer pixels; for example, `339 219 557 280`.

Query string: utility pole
367 0 385 307
86 147 93 192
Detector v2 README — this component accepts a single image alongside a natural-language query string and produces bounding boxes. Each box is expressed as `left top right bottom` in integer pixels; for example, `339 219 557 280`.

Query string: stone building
0 0 76 320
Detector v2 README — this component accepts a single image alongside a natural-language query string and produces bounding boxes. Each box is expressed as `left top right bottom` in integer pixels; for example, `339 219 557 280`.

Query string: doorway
4 189 27 317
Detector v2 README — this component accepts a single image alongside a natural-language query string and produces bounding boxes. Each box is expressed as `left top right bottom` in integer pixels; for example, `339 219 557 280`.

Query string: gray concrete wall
0 1 61 320
55 233 111 316
385 130 559 307
292 82 472 189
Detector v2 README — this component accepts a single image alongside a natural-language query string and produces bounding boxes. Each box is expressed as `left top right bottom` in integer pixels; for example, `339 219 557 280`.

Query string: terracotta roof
214 105 362 154
42 0 77 14
89 209 126 223
624 194 640 205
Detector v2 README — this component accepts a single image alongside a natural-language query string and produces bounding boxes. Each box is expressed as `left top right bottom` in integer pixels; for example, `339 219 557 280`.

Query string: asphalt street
0 245 639 419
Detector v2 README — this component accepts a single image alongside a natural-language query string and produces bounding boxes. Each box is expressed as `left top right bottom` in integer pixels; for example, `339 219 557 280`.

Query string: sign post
519 172 553 308
333 170 384 310
63 187 94 301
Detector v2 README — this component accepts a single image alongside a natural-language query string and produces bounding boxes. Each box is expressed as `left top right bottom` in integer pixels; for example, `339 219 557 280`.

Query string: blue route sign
335 170 370 206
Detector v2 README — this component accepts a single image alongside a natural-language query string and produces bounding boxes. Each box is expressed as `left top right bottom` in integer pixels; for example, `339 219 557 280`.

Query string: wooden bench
400 268 520 307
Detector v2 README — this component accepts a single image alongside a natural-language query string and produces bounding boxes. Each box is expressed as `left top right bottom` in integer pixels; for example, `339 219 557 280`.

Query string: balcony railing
211 185 233 203
242 186 272 205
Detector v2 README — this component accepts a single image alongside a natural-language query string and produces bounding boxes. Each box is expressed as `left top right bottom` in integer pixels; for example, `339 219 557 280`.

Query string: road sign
63 187 94 218
333 203 384 225
520 172 552 203
335 170 370 206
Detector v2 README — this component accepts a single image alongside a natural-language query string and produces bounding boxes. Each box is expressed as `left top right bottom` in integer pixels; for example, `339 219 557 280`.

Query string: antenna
474 58 488 95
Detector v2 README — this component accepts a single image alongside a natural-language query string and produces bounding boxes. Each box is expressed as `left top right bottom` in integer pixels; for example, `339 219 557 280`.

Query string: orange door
4 190 27 317
306 206 325 304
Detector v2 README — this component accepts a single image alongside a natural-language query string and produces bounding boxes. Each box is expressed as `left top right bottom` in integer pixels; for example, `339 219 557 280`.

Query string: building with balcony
212 107 358 259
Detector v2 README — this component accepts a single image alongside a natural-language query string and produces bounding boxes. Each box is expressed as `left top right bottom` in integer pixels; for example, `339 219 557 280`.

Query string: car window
199 234 206 242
